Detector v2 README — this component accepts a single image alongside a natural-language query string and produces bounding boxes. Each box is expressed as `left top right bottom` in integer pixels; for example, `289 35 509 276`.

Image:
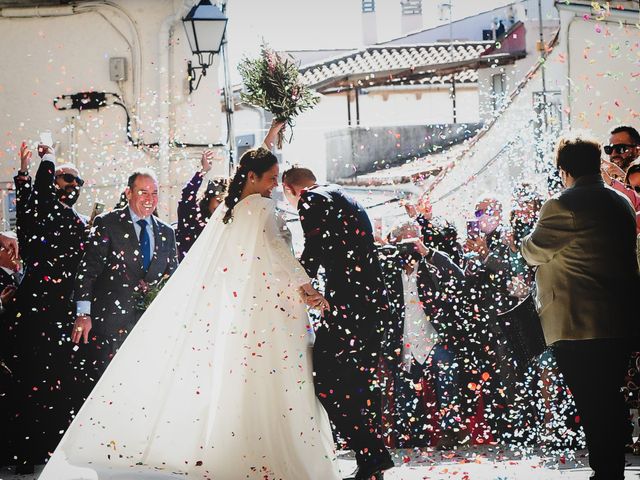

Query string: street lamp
182 0 228 93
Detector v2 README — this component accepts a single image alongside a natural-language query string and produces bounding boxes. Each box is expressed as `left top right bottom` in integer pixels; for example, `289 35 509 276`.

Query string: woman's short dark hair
555 133 602 179
198 179 227 219
222 148 278 224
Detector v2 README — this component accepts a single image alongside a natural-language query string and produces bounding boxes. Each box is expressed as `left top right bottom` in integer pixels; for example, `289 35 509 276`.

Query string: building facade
0 0 226 226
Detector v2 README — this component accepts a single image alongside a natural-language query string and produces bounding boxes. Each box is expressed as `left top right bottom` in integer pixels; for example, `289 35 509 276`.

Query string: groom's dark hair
281 167 316 186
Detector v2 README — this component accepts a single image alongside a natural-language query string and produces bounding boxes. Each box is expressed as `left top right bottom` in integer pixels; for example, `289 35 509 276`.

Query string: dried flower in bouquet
238 43 319 148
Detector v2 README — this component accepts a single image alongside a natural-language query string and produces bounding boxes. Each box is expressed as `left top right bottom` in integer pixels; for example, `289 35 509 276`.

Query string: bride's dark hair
222 147 278 224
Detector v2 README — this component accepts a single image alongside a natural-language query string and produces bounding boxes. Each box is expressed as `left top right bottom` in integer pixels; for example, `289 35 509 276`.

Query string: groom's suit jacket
297 184 390 354
74 207 178 336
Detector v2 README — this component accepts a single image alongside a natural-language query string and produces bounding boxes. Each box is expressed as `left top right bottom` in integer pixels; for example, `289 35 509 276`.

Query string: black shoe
15 463 35 475
344 457 394 480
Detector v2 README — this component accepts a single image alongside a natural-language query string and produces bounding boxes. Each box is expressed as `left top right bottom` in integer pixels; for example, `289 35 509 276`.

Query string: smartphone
39 131 53 147
466 220 480 238
396 238 422 264
90 202 105 223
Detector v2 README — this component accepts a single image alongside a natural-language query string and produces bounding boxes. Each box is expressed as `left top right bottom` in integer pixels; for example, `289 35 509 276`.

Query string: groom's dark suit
75 207 178 378
297 184 392 472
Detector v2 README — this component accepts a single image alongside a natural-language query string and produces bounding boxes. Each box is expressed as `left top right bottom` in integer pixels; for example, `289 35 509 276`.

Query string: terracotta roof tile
300 42 492 89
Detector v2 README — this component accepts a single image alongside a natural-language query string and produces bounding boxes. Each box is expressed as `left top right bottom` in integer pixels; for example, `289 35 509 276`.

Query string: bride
39 146 342 480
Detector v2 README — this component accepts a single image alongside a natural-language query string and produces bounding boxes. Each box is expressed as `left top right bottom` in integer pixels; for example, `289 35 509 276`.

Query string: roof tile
300 42 492 88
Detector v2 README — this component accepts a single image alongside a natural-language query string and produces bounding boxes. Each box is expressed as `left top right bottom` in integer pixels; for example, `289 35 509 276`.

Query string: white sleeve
263 201 311 288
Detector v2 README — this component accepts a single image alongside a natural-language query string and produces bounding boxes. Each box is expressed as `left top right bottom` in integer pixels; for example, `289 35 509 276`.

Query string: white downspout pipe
157 1 188 219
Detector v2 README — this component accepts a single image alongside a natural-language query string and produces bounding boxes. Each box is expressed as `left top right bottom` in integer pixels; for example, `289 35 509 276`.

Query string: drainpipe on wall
157 1 187 218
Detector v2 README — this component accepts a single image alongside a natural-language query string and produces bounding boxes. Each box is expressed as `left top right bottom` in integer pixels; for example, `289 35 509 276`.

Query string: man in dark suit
282 167 393 480
7 144 88 474
72 168 178 379
379 222 469 450
403 194 463 267
522 134 640 480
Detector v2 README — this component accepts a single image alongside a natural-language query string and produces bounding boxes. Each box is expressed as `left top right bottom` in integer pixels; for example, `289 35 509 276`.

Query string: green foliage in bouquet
238 44 319 146
133 275 170 313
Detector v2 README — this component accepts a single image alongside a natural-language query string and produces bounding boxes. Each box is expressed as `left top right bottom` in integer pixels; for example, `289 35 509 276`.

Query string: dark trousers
553 338 630 479
7 318 85 466
313 312 391 470
429 344 462 431
392 344 461 447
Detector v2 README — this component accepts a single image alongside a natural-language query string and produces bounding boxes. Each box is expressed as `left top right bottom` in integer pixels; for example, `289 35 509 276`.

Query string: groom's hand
305 293 324 308
307 294 330 317
299 284 330 316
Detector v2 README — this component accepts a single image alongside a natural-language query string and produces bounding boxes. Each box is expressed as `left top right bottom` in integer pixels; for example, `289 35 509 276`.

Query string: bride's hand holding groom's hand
299 284 330 316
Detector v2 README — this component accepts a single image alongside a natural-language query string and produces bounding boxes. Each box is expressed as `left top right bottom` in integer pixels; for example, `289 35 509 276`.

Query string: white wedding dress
39 194 342 480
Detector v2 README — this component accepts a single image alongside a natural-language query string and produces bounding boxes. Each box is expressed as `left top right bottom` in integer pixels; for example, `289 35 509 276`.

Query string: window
491 73 506 111
362 0 375 13
401 0 422 15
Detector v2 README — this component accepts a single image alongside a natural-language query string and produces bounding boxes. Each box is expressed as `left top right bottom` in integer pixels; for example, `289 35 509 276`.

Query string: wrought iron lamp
182 0 228 93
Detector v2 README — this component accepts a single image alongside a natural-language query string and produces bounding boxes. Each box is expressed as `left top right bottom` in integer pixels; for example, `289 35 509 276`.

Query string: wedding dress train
39 194 341 480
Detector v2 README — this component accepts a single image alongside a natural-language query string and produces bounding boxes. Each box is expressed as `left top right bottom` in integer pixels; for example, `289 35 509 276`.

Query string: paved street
2 447 640 480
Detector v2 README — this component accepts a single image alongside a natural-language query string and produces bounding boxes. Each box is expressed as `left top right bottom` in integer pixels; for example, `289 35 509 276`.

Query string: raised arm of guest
176 151 213 259
14 142 34 255
180 151 213 209
33 144 58 209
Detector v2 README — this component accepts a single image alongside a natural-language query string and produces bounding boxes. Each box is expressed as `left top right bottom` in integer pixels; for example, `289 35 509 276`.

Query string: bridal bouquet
133 275 170 313
238 43 319 147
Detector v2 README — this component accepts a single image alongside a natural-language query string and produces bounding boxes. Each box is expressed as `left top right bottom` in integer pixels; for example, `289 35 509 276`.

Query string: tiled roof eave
306 59 476 91
307 52 519 92
298 41 494 75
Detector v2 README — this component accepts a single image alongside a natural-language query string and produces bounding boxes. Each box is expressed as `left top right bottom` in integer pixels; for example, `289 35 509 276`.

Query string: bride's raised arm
261 119 286 151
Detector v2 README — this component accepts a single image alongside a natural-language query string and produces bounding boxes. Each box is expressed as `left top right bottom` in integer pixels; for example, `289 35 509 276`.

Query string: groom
283 167 394 480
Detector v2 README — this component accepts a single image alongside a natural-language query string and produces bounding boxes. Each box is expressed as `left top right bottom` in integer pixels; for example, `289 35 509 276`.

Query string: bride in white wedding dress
39 147 342 480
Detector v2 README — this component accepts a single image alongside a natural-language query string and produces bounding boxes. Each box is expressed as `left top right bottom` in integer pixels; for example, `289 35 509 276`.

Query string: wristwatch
17 170 29 176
